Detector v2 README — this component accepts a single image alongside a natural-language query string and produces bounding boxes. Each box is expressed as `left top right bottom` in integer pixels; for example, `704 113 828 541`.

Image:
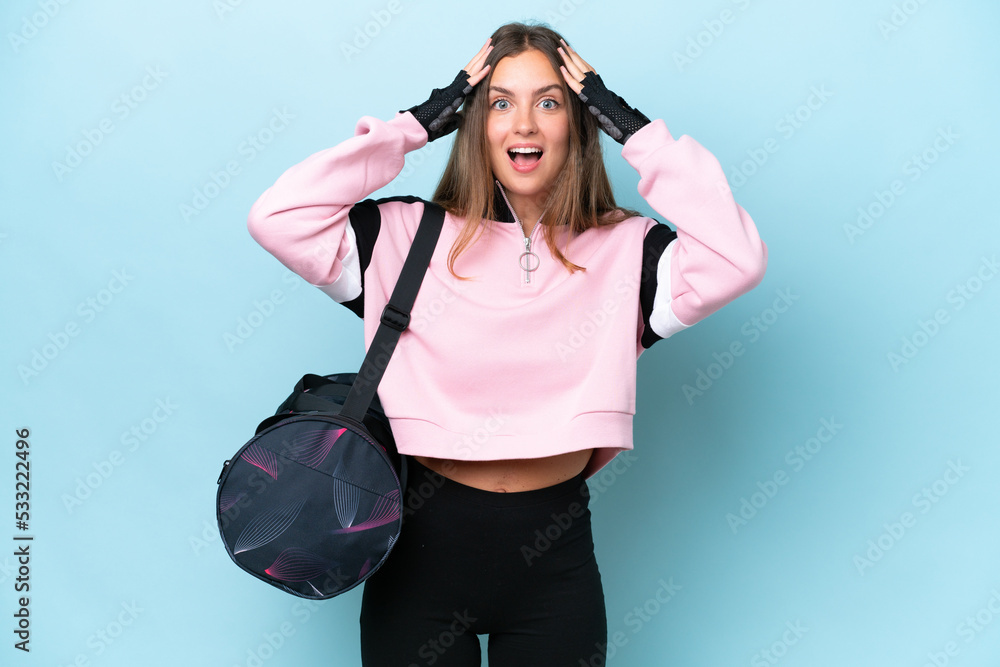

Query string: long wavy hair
432 21 643 281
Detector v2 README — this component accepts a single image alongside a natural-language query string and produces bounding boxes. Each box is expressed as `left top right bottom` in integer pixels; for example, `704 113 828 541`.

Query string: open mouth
507 147 543 167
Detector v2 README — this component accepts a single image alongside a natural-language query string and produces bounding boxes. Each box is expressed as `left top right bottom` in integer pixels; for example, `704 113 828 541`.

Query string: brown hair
432 21 643 281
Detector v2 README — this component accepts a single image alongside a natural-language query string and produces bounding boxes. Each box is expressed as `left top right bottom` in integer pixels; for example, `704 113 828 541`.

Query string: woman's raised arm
247 38 495 288
559 39 767 334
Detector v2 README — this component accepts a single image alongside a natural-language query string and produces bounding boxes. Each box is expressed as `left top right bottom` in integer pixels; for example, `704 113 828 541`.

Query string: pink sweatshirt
247 111 766 479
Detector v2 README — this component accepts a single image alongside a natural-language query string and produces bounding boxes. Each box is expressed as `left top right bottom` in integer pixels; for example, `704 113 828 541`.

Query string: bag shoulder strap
339 200 445 422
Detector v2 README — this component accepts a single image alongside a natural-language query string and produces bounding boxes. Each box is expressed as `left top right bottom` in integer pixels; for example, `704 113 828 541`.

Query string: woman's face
486 49 570 215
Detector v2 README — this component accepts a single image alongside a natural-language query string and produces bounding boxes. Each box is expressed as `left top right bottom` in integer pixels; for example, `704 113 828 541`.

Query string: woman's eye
491 98 559 110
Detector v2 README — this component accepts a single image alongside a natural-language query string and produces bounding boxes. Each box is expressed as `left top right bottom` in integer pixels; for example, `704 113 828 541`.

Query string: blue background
2 0 999 665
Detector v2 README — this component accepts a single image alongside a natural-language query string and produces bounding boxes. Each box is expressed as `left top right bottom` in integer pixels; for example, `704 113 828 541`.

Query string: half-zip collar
491 180 517 223
496 179 544 285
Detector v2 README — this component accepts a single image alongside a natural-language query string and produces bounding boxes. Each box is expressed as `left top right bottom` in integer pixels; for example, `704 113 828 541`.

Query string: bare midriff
413 449 592 493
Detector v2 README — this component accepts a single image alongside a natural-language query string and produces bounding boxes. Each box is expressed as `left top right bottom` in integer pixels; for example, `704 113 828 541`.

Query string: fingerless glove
577 71 651 145
400 70 474 142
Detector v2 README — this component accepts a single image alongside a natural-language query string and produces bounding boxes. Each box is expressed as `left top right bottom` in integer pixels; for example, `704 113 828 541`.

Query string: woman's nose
513 106 537 134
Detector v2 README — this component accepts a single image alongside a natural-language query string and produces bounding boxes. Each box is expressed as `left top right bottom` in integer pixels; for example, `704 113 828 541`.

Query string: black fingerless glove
400 70 474 142
577 71 651 145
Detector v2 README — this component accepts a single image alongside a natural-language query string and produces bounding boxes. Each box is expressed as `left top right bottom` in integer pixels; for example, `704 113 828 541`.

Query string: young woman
247 21 766 667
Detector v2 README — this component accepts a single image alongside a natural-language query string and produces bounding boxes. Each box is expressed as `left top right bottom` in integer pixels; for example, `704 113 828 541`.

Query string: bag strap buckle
380 303 410 332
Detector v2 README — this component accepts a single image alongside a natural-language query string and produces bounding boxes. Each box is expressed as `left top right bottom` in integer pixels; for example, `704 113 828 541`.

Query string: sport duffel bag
215 201 444 599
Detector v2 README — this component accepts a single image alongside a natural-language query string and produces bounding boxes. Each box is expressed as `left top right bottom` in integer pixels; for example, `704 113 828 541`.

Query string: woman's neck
497 182 546 228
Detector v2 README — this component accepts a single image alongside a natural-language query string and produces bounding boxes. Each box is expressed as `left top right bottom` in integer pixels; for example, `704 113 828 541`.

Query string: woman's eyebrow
489 84 562 97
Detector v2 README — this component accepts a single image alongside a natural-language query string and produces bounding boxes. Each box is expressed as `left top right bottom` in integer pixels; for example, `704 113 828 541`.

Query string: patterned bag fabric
215 202 445 599
216 374 406 599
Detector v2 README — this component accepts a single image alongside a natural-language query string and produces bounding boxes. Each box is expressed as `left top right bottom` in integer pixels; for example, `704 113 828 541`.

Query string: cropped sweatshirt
247 110 767 480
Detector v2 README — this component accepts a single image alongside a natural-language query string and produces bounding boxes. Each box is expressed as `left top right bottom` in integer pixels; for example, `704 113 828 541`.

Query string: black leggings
359 456 608 666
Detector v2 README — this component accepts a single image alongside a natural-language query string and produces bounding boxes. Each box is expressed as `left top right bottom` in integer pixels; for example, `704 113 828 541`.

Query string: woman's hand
463 37 494 86
401 38 494 142
556 38 594 94
557 38 651 146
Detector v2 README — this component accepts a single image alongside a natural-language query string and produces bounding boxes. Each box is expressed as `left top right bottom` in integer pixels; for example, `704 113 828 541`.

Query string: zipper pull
519 236 540 285
523 237 531 284
217 459 231 485
524 237 530 284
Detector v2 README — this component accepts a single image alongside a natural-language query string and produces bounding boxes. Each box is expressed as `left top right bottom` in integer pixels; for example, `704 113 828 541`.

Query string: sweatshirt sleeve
246 111 429 290
623 118 768 343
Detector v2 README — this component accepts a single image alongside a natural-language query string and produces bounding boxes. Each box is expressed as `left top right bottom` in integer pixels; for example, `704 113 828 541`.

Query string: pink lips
507 145 544 174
